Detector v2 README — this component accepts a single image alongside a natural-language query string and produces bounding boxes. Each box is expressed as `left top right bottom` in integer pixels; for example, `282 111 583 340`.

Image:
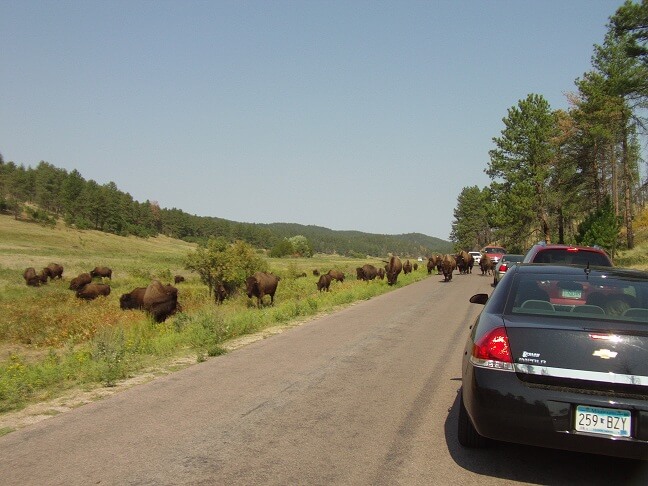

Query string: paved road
1 273 646 485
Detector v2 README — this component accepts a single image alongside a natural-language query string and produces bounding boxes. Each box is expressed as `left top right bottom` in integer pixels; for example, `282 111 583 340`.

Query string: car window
507 274 648 323
531 249 610 266
485 247 505 254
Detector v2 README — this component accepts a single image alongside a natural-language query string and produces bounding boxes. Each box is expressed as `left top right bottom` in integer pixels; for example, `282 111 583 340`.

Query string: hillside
0 160 452 257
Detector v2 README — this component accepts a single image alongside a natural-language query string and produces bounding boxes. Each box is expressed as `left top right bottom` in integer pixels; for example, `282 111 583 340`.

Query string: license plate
562 289 582 299
575 405 631 437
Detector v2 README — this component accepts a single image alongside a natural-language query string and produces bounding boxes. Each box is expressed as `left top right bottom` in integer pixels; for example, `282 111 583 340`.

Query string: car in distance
481 245 507 265
459 263 648 460
469 251 482 266
492 254 524 286
523 242 613 266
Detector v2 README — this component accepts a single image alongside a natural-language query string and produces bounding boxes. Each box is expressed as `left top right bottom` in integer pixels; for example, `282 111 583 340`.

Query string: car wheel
457 390 487 448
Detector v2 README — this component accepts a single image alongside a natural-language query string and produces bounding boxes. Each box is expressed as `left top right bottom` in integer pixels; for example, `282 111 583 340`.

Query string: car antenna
584 262 591 279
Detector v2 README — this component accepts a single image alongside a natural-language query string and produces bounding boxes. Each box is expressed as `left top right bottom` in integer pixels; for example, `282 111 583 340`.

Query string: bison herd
21 251 492 322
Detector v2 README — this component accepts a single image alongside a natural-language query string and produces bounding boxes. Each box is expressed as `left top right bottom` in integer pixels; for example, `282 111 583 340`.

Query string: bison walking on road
441 254 456 282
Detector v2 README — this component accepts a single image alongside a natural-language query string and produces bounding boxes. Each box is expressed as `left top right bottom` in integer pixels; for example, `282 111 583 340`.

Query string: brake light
472 327 512 363
500 263 509 272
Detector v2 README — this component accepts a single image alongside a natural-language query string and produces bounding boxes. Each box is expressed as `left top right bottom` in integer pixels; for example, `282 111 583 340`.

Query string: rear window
531 249 611 266
506 273 648 324
484 247 506 254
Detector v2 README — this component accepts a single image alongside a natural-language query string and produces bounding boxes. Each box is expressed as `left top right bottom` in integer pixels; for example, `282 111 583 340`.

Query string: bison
356 264 378 281
312 269 320 276
23 267 42 287
90 266 112 279
403 260 412 274
327 269 345 282
69 273 92 291
377 267 385 280
480 255 494 276
143 280 180 322
385 256 403 286
317 273 333 292
174 275 185 284
441 254 456 282
119 287 147 310
413 262 418 271
44 263 64 280
246 272 281 307
76 282 111 300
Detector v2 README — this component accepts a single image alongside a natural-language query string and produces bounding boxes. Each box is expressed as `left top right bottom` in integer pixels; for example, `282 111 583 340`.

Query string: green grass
0 215 428 414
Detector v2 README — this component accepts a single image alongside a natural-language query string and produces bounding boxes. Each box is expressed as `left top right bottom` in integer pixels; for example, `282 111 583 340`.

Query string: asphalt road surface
1 273 646 485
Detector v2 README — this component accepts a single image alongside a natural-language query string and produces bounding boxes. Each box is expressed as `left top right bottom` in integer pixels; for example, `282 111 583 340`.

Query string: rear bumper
462 361 648 460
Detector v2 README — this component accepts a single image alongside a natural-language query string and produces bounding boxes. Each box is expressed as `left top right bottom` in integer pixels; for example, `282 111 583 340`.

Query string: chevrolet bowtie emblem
593 349 618 359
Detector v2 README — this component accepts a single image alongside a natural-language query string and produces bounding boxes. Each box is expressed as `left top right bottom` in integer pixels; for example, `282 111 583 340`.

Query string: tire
457 390 488 448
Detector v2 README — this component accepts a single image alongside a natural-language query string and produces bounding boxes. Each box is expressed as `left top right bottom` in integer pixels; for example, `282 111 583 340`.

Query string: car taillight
472 327 512 363
500 264 509 272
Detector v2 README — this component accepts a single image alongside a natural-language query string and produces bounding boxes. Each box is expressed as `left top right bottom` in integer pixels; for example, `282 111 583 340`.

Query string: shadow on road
444 387 648 485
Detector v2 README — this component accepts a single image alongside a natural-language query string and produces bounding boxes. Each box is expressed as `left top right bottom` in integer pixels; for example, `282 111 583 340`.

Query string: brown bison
69 273 92 291
90 266 112 279
480 255 494 276
377 267 385 280
356 264 378 281
246 272 281 307
316 273 333 292
427 257 436 274
76 282 111 300
174 275 185 284
23 267 42 286
385 256 403 286
327 269 345 282
441 254 456 282
312 269 320 276
403 260 413 274
43 263 64 280
413 262 418 271
143 280 180 322
119 287 147 310
455 251 472 275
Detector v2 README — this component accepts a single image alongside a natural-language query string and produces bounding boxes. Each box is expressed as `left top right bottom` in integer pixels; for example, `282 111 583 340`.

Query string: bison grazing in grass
120 287 147 310
76 282 111 300
90 266 112 279
174 275 185 284
356 264 378 281
246 272 280 307
44 263 64 280
23 267 42 287
327 269 345 282
143 280 180 323
317 273 333 292
69 273 92 291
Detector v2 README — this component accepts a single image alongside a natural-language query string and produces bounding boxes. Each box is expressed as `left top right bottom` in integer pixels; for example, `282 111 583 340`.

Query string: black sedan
459 264 648 460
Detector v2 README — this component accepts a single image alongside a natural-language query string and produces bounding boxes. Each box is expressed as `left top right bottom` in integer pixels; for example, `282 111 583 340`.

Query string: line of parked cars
458 242 647 460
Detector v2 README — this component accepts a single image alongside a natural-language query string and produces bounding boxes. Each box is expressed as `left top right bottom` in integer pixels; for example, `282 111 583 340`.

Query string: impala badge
593 349 618 360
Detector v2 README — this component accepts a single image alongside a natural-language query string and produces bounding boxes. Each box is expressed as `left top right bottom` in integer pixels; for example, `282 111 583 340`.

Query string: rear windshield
531 249 611 266
484 247 506 254
506 273 648 324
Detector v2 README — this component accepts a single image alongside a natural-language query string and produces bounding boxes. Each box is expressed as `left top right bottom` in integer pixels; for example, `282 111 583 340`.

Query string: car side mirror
469 293 489 305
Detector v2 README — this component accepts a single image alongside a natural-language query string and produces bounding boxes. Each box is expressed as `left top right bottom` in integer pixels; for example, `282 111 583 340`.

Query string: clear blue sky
0 0 623 240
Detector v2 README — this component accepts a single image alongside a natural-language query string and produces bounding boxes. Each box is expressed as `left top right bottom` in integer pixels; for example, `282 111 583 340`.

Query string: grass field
0 215 430 414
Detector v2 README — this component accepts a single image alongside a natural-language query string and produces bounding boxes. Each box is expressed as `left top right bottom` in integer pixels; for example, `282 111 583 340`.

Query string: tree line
0 155 452 258
451 1 648 256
